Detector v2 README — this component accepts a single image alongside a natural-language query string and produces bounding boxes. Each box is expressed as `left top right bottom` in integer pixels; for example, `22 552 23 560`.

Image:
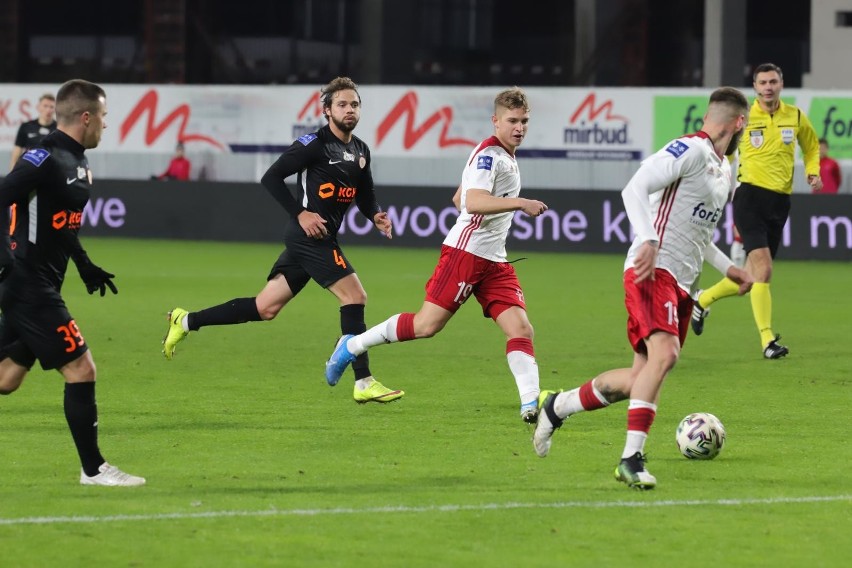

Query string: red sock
396 312 416 342
578 381 607 410
506 337 534 357
627 406 656 434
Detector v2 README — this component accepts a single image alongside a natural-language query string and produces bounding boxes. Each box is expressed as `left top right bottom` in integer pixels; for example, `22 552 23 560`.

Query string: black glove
76 260 118 296
0 247 14 283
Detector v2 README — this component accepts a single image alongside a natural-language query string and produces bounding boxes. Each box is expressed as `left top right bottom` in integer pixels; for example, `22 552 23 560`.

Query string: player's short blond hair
494 87 529 113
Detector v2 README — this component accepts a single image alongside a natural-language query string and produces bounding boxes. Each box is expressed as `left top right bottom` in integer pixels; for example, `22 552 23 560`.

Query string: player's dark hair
709 87 748 116
320 77 360 120
753 63 783 81
819 138 829 146
55 79 105 124
39 93 55 102
495 87 529 113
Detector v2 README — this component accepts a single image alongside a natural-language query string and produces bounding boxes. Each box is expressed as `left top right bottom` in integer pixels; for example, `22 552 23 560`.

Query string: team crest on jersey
749 129 764 148
296 133 317 146
664 140 689 158
781 128 794 144
21 148 50 167
359 156 366 169
476 155 493 170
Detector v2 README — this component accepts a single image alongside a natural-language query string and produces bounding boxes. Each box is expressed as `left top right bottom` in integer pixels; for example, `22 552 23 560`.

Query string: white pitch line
1 495 849 526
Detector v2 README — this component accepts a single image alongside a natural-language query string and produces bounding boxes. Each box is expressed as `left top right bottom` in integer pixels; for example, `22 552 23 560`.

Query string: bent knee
257 306 281 321
339 291 367 306
416 320 445 338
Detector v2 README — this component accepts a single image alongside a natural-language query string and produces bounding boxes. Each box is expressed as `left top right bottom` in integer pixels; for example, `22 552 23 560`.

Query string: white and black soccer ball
676 412 726 460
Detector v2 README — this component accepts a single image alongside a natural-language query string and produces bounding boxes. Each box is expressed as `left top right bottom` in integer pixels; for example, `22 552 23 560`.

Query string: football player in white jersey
531 87 753 490
326 87 550 422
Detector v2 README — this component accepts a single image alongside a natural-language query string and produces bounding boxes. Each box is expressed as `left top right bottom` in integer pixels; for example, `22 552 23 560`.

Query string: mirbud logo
563 93 629 145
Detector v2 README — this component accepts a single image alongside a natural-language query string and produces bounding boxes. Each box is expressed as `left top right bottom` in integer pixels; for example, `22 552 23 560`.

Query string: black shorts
0 277 88 371
268 226 356 294
733 182 791 258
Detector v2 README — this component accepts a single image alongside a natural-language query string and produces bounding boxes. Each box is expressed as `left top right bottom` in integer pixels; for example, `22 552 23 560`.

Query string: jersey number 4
333 249 347 269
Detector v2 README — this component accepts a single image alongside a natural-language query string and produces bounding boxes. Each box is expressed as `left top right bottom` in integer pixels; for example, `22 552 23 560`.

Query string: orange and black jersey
0 130 91 292
261 124 381 237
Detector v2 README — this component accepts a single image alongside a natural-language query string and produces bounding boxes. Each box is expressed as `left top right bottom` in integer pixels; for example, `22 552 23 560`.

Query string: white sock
621 431 648 459
621 399 657 459
355 377 374 391
507 350 540 405
553 387 582 417
730 241 746 267
349 314 401 355
181 315 189 332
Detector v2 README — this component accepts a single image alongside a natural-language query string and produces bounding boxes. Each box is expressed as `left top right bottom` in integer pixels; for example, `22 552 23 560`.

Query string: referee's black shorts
268 225 356 295
733 182 791 258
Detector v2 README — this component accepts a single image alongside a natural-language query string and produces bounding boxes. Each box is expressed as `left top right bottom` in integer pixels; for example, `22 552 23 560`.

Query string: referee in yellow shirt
691 63 822 359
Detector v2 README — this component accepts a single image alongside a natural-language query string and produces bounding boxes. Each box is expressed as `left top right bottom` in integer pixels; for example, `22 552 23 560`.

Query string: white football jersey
623 131 737 293
443 136 521 262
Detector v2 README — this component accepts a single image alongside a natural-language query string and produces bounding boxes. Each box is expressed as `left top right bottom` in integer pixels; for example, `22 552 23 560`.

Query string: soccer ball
675 412 726 460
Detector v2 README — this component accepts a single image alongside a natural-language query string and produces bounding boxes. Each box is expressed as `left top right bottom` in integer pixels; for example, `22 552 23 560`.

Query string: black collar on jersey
42 130 86 156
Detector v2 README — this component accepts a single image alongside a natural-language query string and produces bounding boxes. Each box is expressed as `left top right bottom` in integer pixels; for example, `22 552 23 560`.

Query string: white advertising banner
1 84 654 159
2 84 850 192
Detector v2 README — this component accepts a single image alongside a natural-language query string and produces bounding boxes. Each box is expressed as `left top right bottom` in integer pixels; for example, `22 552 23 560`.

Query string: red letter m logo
569 93 627 124
376 92 476 149
120 90 226 150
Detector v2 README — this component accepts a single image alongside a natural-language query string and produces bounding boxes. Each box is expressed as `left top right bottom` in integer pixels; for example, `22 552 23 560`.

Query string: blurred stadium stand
0 0 814 88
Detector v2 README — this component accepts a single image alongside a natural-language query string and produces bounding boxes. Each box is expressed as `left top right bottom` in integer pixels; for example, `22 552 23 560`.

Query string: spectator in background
815 138 841 194
154 142 191 180
9 93 57 171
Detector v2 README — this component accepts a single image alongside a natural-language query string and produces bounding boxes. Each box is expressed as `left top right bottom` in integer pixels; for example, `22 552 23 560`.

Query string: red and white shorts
425 245 526 320
623 267 693 353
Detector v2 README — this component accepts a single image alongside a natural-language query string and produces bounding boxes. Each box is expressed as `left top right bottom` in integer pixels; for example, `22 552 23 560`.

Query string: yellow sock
750 282 775 347
698 278 740 309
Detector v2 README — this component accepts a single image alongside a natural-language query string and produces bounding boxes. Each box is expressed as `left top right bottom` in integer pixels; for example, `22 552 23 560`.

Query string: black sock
188 297 262 331
340 304 371 380
64 382 105 477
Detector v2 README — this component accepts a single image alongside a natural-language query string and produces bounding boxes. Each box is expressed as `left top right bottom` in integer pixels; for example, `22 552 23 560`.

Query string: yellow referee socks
697 277 741 309
750 282 775 347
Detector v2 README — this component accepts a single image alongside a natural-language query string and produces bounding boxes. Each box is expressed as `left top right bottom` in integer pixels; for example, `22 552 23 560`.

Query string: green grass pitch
1 238 850 567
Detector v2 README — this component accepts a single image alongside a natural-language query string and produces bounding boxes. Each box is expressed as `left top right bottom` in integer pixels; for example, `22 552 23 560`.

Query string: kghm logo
564 93 629 145
52 210 83 230
318 182 335 199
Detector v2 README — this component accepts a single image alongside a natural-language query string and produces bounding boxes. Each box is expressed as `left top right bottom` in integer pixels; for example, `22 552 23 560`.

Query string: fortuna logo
691 202 721 223
375 91 476 149
563 93 629 145
120 89 226 150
